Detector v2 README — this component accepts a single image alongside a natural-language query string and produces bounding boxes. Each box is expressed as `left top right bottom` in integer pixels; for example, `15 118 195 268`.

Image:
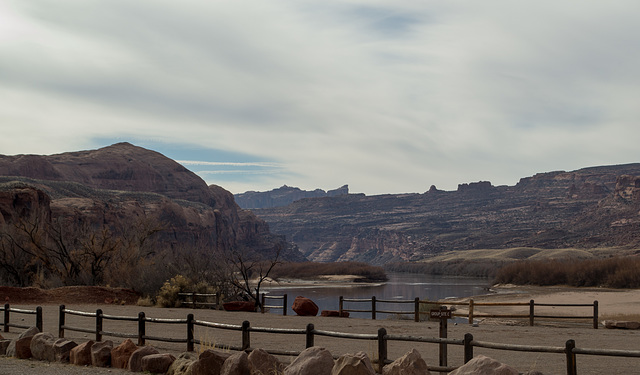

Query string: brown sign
430 309 452 319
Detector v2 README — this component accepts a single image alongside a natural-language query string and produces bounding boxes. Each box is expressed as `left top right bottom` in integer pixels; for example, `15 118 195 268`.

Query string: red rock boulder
223 301 256 312
292 296 319 316
321 310 349 318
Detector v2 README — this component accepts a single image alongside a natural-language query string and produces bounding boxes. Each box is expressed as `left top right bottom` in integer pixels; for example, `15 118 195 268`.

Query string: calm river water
261 272 489 319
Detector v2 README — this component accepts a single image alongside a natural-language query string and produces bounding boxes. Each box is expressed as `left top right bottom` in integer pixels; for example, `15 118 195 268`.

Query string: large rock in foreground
332 351 376 375
449 355 518 375
284 346 334 375
383 349 430 375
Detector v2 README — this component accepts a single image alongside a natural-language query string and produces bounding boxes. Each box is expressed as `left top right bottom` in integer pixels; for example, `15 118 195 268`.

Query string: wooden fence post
439 306 448 368
242 320 251 350
192 292 197 309
306 323 315 348
187 313 194 352
283 294 287 316
3 303 9 333
565 339 577 375
593 301 599 329
468 299 474 325
58 305 65 338
529 300 535 326
339 296 343 316
377 328 387 374
463 333 474 363
96 309 103 342
261 294 265 314
372 296 377 320
36 306 43 332
216 292 221 310
414 297 420 322
138 312 146 346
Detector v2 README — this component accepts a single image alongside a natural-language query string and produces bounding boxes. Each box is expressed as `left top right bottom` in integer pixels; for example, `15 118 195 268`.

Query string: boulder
142 353 177 374
91 340 114 367
321 310 350 318
292 296 319 316
12 336 34 359
223 301 256 312
128 345 160 372
70 340 94 366
30 332 57 361
604 320 640 329
0 339 11 355
167 351 198 375
111 338 138 368
248 348 284 375
449 355 518 375
382 349 430 375
220 351 250 375
284 346 334 375
191 349 232 375
53 338 77 362
331 351 376 375
6 326 40 357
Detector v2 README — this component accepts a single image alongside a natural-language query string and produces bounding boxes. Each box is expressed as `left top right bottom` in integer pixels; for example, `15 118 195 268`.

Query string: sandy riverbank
1 285 640 374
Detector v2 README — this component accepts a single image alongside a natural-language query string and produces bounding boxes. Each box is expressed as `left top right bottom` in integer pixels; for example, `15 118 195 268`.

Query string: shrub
493 256 640 288
156 275 218 308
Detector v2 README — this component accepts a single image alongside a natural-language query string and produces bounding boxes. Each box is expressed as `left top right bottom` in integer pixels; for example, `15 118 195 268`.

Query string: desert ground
2 285 640 374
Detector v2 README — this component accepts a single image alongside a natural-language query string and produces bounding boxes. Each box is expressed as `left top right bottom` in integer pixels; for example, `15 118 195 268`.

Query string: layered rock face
253 164 640 264
235 184 349 209
0 143 305 278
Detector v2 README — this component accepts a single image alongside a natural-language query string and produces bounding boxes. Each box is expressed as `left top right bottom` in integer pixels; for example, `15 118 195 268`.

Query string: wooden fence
339 297 599 328
177 292 222 309
1 304 43 333
53 305 640 375
261 293 287 315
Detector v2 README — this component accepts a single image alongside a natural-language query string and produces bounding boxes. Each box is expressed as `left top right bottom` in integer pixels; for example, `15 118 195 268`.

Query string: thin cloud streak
177 161 283 168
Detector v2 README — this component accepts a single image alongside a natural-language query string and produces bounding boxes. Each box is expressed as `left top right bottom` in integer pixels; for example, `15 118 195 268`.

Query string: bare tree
224 244 282 309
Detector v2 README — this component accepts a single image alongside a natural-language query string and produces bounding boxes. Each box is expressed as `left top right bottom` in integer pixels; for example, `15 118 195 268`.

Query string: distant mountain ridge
235 184 349 209
251 163 640 265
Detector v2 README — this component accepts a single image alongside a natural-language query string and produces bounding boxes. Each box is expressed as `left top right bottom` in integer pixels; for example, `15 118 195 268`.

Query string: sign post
430 307 452 369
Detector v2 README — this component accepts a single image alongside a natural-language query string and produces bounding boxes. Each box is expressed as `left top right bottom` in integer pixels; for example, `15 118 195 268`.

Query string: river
261 272 489 319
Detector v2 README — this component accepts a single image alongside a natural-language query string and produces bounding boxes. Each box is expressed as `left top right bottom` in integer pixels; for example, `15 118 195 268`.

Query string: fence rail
1 303 42 332
261 293 287 315
177 292 222 309
54 305 638 375
339 297 599 328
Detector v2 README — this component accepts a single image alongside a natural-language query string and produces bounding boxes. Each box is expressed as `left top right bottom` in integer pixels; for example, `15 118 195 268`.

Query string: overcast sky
1 1 639 195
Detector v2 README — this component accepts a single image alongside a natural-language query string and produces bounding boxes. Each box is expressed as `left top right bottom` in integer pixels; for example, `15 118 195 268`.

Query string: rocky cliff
252 164 640 265
0 143 306 266
235 184 349 209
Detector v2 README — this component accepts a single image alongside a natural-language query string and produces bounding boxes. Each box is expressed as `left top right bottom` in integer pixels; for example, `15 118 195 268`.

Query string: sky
1 1 639 195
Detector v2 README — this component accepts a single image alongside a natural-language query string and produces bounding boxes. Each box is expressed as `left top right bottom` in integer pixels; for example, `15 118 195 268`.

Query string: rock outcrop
0 143 305 288
253 164 640 265
235 184 349 209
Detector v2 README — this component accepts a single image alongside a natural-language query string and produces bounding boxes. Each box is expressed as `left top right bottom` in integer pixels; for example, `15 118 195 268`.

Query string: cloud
1 1 640 194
